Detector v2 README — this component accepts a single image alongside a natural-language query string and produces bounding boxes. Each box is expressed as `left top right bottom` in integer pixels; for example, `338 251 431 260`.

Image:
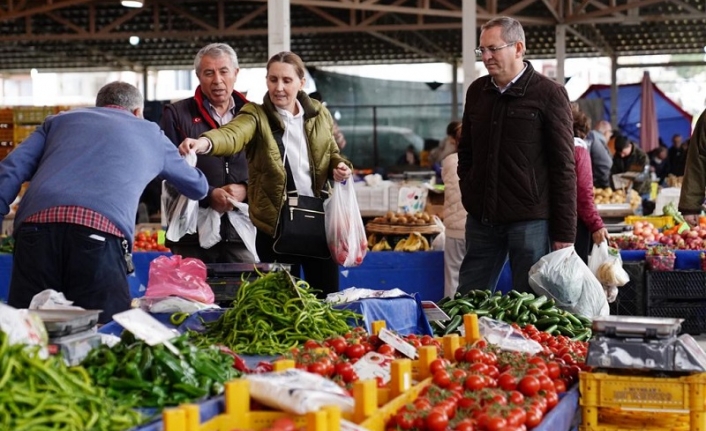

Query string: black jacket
458 61 577 243
160 87 249 245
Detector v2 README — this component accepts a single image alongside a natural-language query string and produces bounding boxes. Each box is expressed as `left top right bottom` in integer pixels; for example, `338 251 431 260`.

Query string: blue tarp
579 82 693 146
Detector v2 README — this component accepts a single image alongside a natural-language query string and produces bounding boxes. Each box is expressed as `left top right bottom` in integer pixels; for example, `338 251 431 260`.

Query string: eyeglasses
475 42 516 57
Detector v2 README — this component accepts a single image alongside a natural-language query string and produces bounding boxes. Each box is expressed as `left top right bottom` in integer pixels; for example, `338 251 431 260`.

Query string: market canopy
579 81 693 147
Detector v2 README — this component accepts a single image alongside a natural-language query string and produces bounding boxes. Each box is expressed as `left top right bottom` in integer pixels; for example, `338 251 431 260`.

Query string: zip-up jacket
160 87 249 245
457 61 577 243
202 91 352 237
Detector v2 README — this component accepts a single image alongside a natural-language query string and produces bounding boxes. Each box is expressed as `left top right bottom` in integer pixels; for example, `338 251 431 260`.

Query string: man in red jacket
457 16 577 294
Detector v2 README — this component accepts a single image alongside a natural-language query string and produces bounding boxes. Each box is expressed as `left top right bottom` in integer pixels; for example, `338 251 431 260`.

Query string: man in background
668 133 688 177
679 110 706 225
161 43 254 263
2 82 207 322
585 120 613 188
457 16 576 294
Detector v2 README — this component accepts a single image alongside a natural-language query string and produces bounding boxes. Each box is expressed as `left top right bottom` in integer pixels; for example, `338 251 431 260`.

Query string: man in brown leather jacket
457 16 577 294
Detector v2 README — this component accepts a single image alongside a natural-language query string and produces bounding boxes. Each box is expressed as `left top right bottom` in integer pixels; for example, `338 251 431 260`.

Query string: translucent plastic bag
588 241 630 287
324 181 368 267
145 255 214 304
528 246 583 307
163 151 199 242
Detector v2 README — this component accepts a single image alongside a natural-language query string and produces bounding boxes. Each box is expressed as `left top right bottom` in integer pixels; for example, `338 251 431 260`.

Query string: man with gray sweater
0 82 208 323
585 120 613 188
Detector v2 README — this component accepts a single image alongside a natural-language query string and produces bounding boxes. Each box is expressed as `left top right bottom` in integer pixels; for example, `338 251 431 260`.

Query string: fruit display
371 210 434 226
645 246 676 271
133 228 170 252
368 232 431 252
593 187 641 209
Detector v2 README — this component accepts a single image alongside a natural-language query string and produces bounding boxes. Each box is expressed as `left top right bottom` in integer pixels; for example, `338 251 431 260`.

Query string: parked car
338 125 425 171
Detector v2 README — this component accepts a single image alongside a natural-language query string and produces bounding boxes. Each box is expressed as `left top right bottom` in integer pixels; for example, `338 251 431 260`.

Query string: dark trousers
574 220 592 264
255 229 339 298
7 223 131 324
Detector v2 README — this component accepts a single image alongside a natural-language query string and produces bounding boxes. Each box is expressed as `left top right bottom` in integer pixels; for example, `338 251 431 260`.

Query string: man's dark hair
614 134 630 153
96 81 143 111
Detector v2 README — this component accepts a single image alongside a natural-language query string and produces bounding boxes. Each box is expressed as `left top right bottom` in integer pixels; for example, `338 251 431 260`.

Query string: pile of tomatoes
386 330 589 431
281 328 442 392
133 229 170 252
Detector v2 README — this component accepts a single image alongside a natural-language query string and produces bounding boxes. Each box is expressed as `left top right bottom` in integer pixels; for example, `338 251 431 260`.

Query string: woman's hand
179 137 210 156
592 227 609 245
333 162 351 182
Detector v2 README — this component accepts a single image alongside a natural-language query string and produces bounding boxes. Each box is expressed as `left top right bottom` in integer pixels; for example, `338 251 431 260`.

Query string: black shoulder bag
272 130 331 259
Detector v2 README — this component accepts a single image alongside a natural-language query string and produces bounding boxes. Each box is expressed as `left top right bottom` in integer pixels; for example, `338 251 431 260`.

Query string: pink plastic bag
145 255 215 304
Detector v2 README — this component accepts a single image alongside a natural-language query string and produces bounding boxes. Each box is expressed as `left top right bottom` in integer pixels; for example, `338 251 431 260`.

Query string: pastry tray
592 315 683 338
29 309 101 338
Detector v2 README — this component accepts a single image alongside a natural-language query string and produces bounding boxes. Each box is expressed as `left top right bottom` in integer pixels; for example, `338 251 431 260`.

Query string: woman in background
573 107 609 262
441 122 466 297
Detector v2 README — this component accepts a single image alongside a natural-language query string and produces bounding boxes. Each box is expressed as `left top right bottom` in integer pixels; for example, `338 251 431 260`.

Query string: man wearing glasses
457 16 576 295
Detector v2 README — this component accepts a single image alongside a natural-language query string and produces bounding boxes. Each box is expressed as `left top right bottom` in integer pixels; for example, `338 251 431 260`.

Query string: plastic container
647 301 706 335
646 254 676 271
609 261 646 317
579 370 706 431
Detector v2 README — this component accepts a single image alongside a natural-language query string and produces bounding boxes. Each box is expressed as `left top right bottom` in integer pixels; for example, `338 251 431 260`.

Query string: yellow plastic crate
163 379 341 431
580 371 706 431
624 215 675 229
359 378 432 431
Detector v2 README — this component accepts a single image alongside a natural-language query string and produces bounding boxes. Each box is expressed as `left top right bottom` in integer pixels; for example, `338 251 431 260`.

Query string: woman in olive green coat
180 51 352 296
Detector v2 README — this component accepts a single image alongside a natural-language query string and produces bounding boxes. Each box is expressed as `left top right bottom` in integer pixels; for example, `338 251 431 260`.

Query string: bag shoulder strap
272 128 298 194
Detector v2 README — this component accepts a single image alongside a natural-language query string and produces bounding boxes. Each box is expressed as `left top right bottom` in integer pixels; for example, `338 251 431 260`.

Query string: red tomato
538 374 555 392
432 369 452 388
328 337 348 355
377 344 395 356
270 418 296 431
508 390 525 405
524 406 543 428
517 376 541 397
454 418 475 431
430 358 450 375
464 348 485 363
425 409 449 431
420 334 435 345
455 347 467 363
552 378 567 394
506 407 527 427
345 343 365 359
464 374 486 391
307 362 327 376
394 412 415 430
335 361 357 383
452 368 468 381
544 390 559 410
498 373 518 391
484 415 507 431
546 361 561 380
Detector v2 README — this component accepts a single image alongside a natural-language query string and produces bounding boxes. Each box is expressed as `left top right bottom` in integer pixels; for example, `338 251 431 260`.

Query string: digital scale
586 315 706 372
29 309 103 366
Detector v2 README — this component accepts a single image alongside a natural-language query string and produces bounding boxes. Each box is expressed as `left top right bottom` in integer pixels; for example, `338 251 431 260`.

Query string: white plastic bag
164 151 199 242
529 247 609 318
197 208 221 249
324 181 368 267
528 246 583 307
227 200 259 262
246 369 354 415
588 241 630 287
478 317 543 355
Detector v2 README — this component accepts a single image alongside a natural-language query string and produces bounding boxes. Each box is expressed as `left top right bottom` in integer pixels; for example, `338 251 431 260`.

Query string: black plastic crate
647 301 706 334
609 261 646 316
646 270 706 304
